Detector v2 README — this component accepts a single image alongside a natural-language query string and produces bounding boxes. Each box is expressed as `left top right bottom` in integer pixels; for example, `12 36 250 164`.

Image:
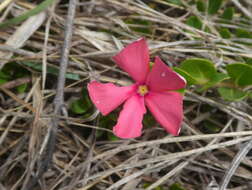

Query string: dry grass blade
231 0 252 19
220 139 252 190
145 161 188 190
93 131 252 161
0 0 14 12
0 11 46 69
106 161 169 190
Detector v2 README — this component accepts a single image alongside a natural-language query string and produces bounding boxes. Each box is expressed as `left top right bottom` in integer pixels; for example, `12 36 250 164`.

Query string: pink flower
87 38 186 139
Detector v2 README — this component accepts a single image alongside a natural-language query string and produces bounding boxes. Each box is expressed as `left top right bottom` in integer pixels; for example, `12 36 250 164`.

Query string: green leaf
99 112 117 129
244 58 252 66
0 71 11 80
186 16 202 30
82 88 93 108
125 18 152 34
221 7 234 20
219 28 231 39
64 73 80 81
236 29 252 39
2 62 29 78
203 120 221 133
96 130 105 139
0 0 55 28
226 63 252 86
164 0 182 6
16 83 28 93
248 91 252 99
173 67 198 85
178 58 217 85
143 112 156 127
218 87 248 101
170 183 185 190
200 73 229 91
0 63 31 87
0 79 7 85
196 0 206 12
149 61 155 69
204 26 211 33
208 0 223 15
155 187 164 190
70 99 89 114
107 133 119 141
175 88 185 94
20 62 80 80
144 183 164 190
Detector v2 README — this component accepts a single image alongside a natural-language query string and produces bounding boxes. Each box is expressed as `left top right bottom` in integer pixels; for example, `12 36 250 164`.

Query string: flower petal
145 91 183 136
87 81 136 115
113 38 149 83
113 95 146 139
146 56 186 92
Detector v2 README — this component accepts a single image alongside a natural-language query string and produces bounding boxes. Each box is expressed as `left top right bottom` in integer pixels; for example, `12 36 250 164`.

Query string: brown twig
0 86 35 112
0 77 31 89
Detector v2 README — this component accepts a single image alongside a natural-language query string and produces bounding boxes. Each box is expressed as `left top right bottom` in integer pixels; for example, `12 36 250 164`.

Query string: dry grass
1 0 252 189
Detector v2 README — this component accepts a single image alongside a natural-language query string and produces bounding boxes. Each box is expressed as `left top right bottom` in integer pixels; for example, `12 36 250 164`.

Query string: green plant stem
0 0 55 28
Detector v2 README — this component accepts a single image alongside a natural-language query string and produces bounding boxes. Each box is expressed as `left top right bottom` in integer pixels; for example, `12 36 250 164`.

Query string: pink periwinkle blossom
87 38 186 139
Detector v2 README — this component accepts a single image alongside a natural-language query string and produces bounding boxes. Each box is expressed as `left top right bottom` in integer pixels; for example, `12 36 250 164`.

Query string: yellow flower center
137 85 148 96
